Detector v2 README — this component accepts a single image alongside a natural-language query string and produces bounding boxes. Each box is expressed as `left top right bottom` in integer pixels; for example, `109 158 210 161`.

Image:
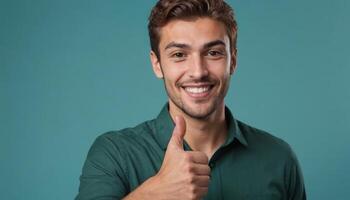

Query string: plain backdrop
1 0 349 199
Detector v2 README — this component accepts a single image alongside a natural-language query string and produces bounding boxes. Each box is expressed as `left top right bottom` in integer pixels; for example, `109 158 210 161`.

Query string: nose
189 54 209 79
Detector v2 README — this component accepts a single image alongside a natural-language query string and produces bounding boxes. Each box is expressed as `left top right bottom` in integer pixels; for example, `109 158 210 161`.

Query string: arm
77 117 210 200
75 135 128 200
286 148 307 200
122 175 159 200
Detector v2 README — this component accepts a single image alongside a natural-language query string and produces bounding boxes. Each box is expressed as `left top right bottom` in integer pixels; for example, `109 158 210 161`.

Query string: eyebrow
203 40 226 49
164 40 226 51
164 42 190 50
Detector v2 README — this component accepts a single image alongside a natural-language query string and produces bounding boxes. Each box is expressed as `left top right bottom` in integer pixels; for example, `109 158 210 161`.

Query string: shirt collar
153 103 248 150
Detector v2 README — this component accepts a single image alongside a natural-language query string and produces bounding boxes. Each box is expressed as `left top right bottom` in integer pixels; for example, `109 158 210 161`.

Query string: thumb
168 115 186 150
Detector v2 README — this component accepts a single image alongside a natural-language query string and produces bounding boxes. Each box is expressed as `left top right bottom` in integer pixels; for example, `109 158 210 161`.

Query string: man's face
151 17 236 119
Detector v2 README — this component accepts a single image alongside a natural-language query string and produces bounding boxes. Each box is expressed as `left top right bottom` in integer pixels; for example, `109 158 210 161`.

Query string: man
76 0 306 199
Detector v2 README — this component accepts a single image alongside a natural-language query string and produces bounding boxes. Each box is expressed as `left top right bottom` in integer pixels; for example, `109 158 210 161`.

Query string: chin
181 101 218 120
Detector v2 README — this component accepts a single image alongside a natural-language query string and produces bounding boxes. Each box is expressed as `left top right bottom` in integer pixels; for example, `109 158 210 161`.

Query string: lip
181 83 214 87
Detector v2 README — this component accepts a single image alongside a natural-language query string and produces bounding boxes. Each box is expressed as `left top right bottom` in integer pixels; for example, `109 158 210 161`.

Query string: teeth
184 86 210 94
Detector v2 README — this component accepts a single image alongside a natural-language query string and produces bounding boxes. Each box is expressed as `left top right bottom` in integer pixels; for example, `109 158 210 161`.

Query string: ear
150 51 164 79
230 48 237 75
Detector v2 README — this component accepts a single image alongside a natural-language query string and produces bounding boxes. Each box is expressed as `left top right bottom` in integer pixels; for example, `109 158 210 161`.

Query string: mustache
176 76 215 87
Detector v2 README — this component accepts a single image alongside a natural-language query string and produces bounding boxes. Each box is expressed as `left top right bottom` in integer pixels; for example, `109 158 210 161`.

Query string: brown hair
148 0 238 58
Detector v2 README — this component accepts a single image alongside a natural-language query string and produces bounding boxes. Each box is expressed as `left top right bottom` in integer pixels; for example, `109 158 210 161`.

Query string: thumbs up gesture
123 116 211 200
154 116 211 200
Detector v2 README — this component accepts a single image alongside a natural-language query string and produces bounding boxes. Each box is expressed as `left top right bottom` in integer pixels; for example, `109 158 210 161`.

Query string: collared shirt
76 104 306 200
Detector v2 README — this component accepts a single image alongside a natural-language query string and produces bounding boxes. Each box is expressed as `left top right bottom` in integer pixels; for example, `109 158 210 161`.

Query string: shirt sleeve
75 135 129 200
286 147 307 200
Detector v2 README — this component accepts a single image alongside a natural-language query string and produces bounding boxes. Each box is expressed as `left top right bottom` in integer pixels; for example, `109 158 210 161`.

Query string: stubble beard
163 79 227 120
158 61 231 120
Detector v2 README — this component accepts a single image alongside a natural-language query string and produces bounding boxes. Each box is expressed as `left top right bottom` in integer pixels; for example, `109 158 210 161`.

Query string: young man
76 0 306 199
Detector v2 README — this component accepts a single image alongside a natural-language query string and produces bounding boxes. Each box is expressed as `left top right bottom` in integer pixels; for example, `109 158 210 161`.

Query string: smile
181 84 214 98
184 86 210 94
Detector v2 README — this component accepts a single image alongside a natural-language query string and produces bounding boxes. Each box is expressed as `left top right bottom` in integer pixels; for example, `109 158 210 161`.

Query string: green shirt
76 104 306 200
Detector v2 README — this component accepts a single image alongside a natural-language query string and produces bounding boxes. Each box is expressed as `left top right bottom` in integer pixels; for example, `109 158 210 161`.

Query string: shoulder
91 119 159 153
237 120 296 161
236 120 306 196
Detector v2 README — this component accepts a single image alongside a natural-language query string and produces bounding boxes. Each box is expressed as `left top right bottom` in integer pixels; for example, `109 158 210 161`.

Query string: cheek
162 64 187 85
208 66 230 80
207 59 231 73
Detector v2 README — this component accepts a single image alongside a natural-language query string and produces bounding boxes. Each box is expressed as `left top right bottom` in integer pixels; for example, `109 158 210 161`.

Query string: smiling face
151 17 236 119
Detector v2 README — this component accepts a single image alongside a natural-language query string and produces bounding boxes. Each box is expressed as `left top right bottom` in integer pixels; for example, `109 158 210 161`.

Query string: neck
168 101 228 159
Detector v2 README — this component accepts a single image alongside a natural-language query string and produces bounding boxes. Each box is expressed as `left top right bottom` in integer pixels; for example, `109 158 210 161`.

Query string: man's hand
154 115 211 199
123 116 211 200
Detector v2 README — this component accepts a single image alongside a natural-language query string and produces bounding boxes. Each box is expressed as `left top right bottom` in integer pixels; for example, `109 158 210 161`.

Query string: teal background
1 0 349 199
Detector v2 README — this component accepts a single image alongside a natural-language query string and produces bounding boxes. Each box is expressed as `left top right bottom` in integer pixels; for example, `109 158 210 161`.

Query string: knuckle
205 166 211 174
202 154 209 163
204 176 210 185
189 185 196 194
188 187 202 200
198 152 208 162
188 164 195 173
187 174 196 184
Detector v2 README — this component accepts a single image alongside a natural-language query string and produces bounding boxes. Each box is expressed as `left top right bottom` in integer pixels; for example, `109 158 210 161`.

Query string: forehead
159 17 229 49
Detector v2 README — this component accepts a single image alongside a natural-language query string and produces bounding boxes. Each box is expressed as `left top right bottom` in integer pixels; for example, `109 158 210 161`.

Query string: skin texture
151 17 236 120
124 17 237 200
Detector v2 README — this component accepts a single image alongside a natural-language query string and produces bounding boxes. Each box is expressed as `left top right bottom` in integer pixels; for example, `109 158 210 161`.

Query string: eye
170 51 187 62
207 50 223 57
172 52 185 58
